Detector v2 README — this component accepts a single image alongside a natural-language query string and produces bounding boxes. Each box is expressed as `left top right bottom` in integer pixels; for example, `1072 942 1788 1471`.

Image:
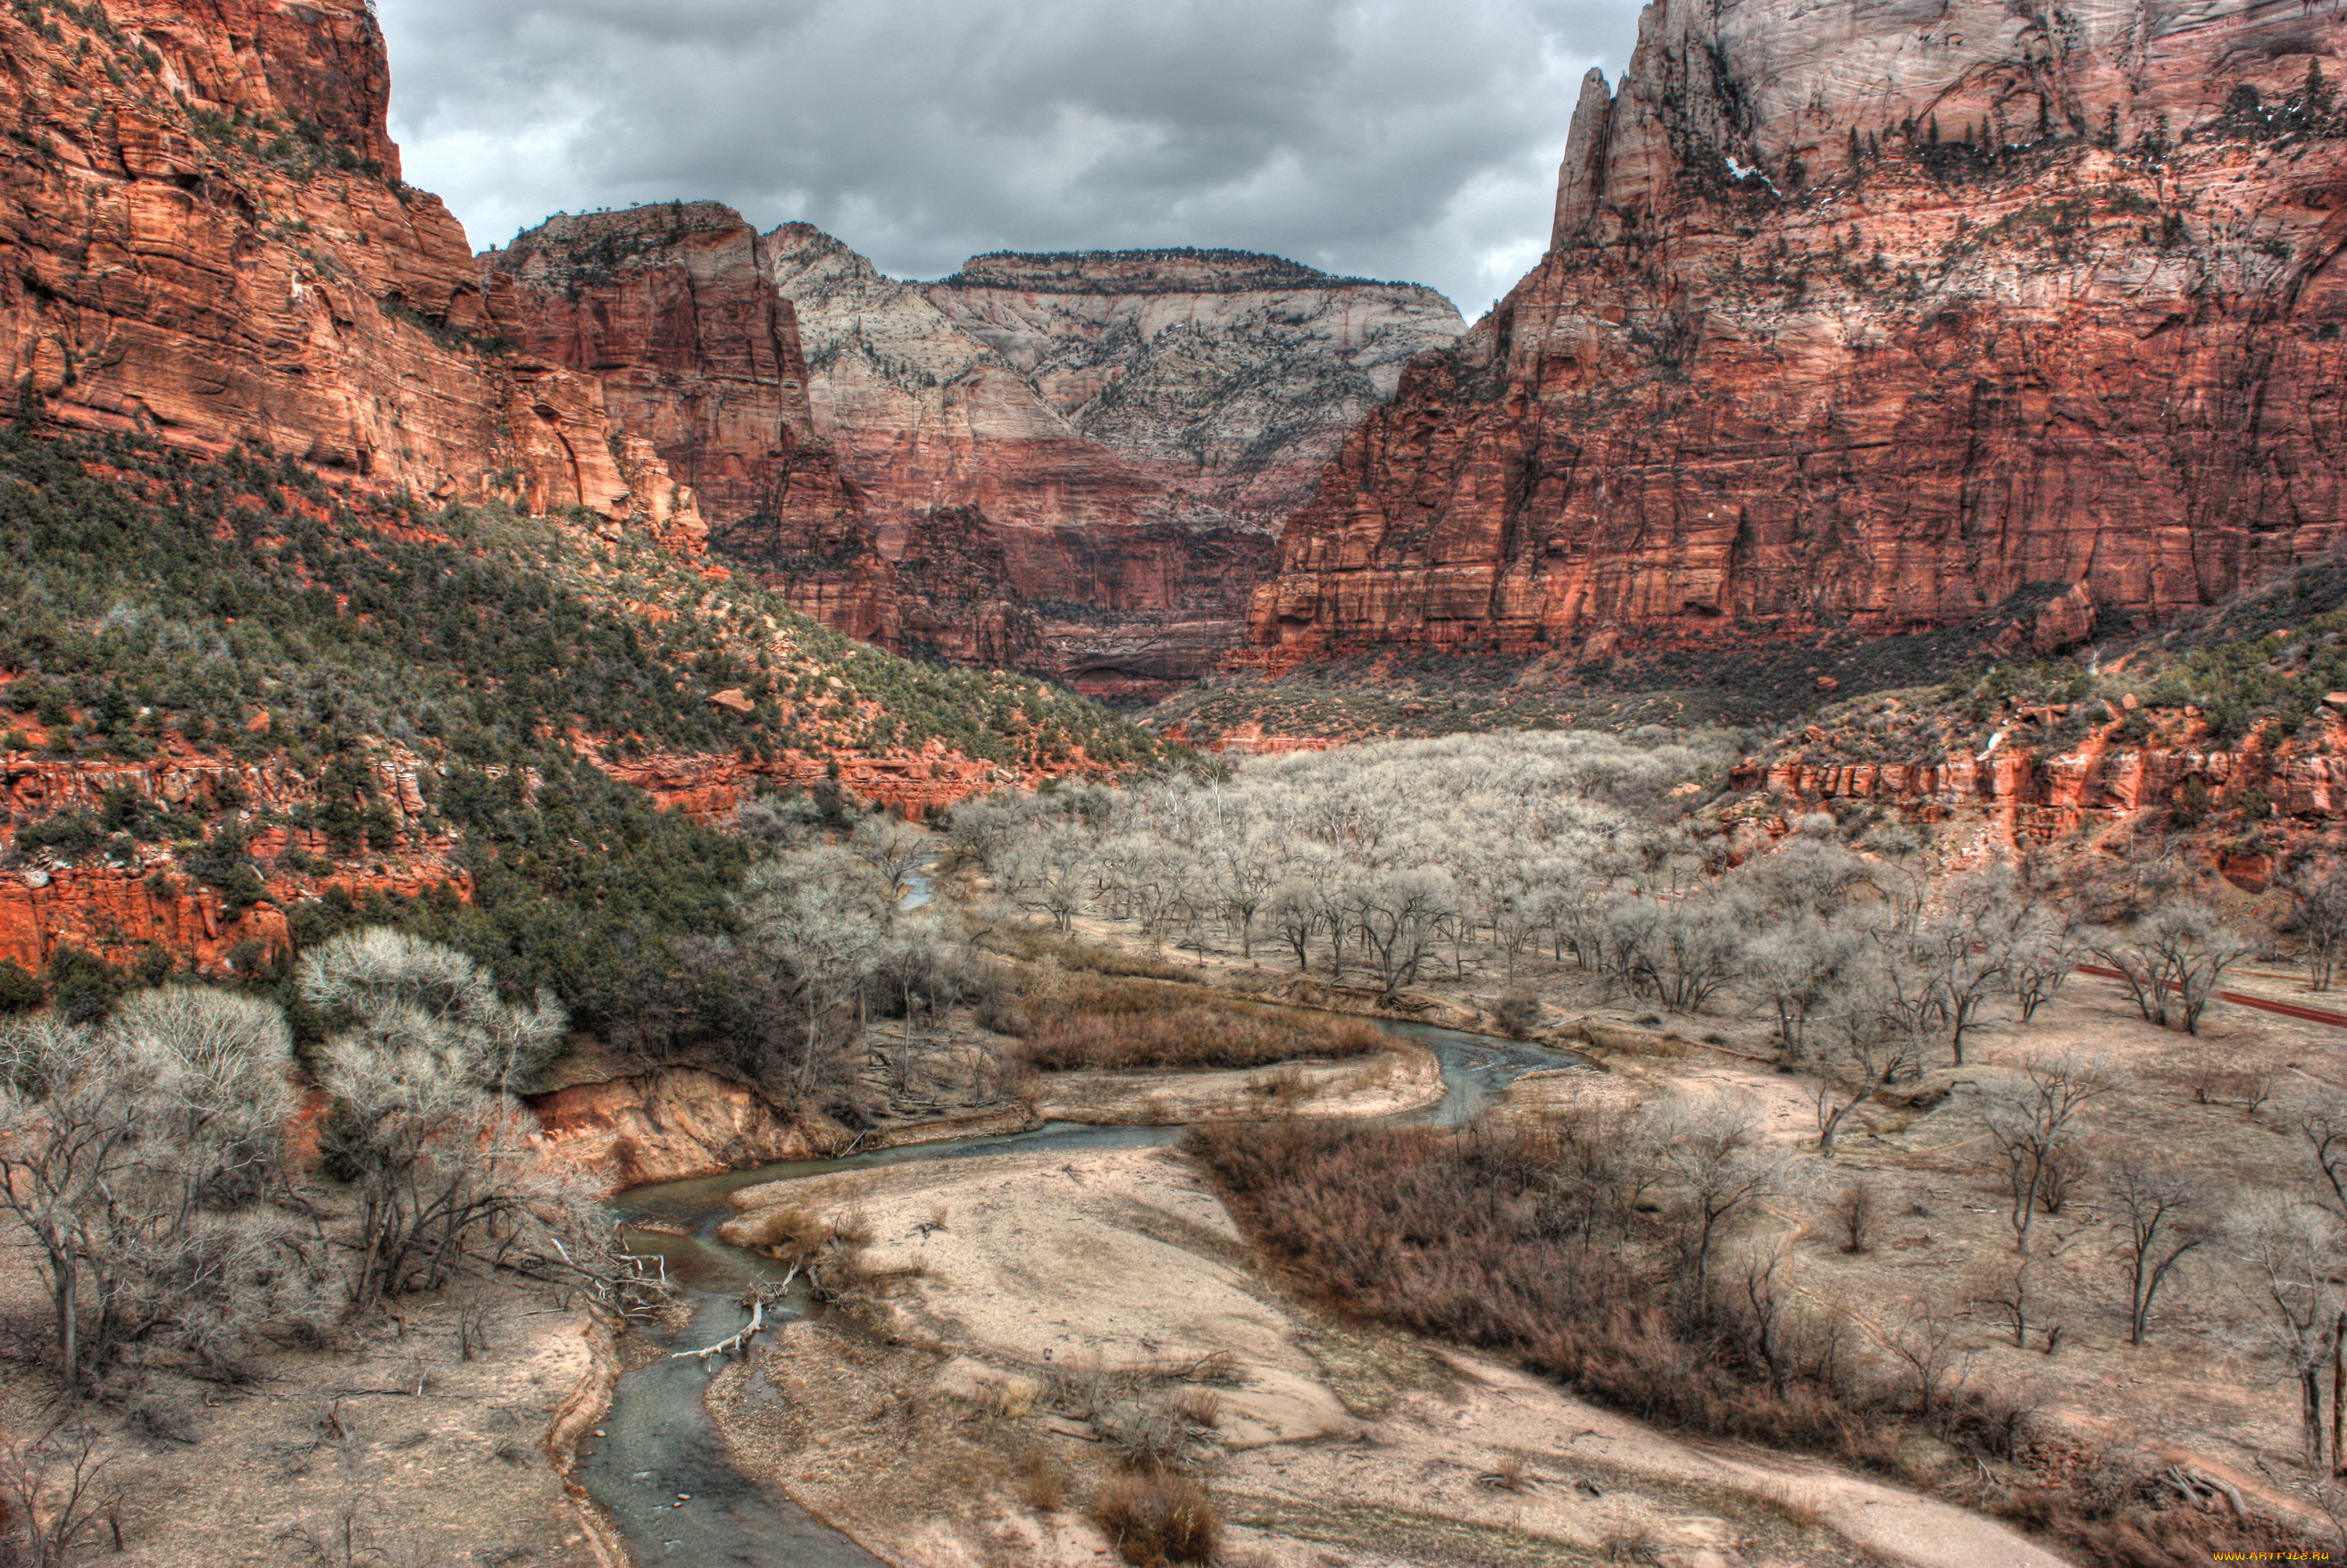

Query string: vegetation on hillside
0 415 1168 1044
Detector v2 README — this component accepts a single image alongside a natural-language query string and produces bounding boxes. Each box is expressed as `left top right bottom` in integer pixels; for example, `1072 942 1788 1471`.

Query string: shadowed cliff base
1158 581 2134 746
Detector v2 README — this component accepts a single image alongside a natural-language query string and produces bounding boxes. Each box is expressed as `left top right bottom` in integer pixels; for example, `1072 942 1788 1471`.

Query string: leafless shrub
1975 1255 2052 1353
278 1495 454 1568
2034 1138 2098 1217
2190 1063 2277 1114
1013 1447 1068 1512
1091 1472 1218 1566
0 1420 120 1568
1167 1388 1223 1430
1491 989 1544 1038
1875 1297 1974 1422
1652 1101 1789 1303
1600 1523 1664 1564
1042 1356 1118 1422
1832 1181 1876 1254
1479 1453 1528 1492
1096 1400 1192 1472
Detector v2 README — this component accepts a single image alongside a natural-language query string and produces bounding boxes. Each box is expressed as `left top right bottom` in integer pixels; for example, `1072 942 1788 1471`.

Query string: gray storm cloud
376 0 1641 317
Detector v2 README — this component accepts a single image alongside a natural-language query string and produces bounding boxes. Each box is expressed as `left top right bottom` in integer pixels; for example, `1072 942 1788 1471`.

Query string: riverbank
710 1141 2067 1568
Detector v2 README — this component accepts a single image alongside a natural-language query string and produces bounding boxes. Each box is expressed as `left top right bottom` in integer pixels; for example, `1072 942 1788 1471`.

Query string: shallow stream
573 1019 1586 1564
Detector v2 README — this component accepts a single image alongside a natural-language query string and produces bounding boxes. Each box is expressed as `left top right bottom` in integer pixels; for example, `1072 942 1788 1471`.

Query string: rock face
526 1067 838 1189
0 746 469 972
1248 0 2347 668
745 230 1462 697
0 0 697 530
483 204 864 555
923 248 1465 530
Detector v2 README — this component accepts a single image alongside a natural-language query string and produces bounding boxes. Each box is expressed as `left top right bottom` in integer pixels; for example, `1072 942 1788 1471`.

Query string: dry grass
1014 1447 1069 1513
1091 1472 1219 1566
1185 1117 2283 1568
1000 973 1384 1073
986 926 1197 980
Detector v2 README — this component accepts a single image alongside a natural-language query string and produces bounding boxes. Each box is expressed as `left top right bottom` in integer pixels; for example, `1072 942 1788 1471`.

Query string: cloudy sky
374 0 1641 318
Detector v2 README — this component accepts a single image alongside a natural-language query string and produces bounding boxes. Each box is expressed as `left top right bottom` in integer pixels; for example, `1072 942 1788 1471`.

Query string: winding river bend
573 1020 1586 1565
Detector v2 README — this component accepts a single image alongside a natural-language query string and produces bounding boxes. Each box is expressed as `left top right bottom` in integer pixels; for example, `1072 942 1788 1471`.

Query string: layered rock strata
482 204 864 555
750 229 1462 696
1248 0 2347 667
0 0 696 530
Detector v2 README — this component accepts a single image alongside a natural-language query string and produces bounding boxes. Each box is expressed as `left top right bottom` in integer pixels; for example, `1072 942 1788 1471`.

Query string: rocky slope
0 0 694 531
1245 0 2347 674
752 229 1463 698
0 5 1175 987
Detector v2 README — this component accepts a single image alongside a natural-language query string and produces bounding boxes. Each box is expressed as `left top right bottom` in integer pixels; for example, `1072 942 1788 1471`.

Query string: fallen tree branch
670 1271 798 1361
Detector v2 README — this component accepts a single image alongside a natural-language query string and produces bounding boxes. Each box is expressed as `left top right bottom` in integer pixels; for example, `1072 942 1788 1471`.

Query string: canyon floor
0 1272 620 1567
1019 904 2347 1550
709 1142 2067 1568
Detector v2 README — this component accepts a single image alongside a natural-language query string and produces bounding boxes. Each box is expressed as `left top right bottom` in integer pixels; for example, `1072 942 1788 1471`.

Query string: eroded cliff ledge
1246 0 2347 670
0 0 696 530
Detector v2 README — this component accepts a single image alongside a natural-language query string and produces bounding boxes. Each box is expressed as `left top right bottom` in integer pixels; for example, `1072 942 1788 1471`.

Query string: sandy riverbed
709 1142 2070 1568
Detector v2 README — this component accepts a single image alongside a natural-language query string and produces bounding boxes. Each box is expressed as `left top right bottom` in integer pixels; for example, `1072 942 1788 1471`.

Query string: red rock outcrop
0 0 696 530
595 742 1030 822
483 204 869 554
0 744 473 970
1247 0 2347 669
1740 730 2347 846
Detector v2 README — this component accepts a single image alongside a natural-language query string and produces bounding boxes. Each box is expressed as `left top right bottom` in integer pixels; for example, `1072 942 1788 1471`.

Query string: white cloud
377 0 1641 316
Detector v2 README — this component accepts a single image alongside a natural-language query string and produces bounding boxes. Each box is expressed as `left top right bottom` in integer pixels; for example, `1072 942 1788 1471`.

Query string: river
572 1018 1589 1565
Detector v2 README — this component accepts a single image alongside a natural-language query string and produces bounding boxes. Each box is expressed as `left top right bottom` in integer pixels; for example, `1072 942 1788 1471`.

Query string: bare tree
2007 916 2084 1022
1001 828 1093 935
1975 1253 2054 1353
1208 836 1279 960
1978 1055 2117 1254
1876 1297 1973 1422
1348 870 1453 997
1808 988 1921 1155
1653 1103 1788 1305
2283 859 2347 993
0 997 322 1389
1724 1243 1794 1392
0 1419 120 1568
302 930 584 1313
1264 880 1321 973
1831 1180 1876 1254
2233 1198 2347 1468
2091 903 2252 1035
848 813 931 915
1746 916 1858 1063
2107 1158 2210 1346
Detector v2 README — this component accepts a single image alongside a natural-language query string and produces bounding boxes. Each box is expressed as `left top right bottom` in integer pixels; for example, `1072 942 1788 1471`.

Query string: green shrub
0 958 42 1013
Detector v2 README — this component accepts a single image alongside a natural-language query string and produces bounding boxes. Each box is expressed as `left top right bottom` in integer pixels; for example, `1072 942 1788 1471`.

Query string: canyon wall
0 0 696 529
1248 0 2347 668
753 230 1463 698
483 204 864 556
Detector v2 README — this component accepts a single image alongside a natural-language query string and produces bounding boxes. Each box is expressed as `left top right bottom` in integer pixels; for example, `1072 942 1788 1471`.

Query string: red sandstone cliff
482 204 867 555
0 0 694 530
1248 0 2347 668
